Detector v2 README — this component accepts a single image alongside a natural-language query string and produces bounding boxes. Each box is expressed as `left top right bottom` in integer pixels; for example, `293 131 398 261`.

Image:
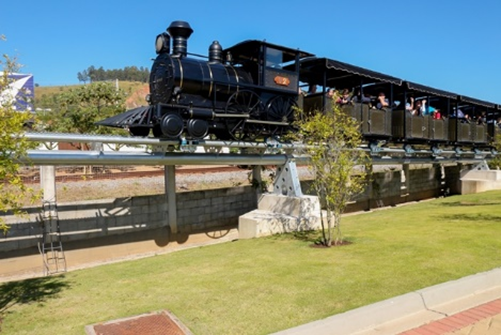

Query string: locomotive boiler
98 20 313 141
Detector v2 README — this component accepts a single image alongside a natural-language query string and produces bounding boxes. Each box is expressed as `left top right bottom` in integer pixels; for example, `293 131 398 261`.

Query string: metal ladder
38 201 66 276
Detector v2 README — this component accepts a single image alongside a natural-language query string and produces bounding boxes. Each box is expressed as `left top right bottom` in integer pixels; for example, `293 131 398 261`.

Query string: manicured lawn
2 191 501 334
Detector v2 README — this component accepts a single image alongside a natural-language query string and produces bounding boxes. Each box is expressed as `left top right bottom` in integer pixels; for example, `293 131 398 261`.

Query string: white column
40 166 56 203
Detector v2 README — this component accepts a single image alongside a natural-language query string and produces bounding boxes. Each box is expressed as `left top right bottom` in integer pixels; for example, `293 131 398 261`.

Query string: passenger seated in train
413 100 422 116
351 90 371 104
431 108 442 120
326 88 335 99
418 98 439 118
405 96 417 115
451 108 465 118
308 84 317 95
477 111 487 125
336 89 352 105
376 92 389 109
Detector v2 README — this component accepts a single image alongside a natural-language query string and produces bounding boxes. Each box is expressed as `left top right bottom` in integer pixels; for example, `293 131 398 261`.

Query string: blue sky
2 0 500 104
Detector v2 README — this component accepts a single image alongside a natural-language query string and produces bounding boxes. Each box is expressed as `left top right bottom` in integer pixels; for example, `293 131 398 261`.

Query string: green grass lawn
2 191 501 334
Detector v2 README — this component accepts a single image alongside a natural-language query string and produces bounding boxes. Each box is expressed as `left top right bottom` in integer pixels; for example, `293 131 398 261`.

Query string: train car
294 57 401 141
97 21 313 141
98 20 500 152
296 58 498 151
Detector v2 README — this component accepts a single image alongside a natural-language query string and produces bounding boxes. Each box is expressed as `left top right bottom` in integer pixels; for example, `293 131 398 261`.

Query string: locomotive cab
221 41 314 136
223 40 312 93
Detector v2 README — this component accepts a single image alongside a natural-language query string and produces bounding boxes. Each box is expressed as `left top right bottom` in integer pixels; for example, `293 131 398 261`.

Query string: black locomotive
98 20 500 150
98 20 312 141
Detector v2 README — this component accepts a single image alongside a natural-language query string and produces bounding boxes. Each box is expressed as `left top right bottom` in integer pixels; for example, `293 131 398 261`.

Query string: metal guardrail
24 132 303 151
20 132 495 166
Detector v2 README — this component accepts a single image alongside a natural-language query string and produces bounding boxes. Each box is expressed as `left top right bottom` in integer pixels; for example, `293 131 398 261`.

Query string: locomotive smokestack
167 21 193 57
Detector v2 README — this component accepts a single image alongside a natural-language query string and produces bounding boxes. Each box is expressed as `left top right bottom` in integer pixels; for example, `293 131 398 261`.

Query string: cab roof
223 40 314 63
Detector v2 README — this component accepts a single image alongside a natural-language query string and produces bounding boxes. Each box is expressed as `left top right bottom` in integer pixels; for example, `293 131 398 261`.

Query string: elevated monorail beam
22 150 310 166
20 150 488 167
371 156 488 165
23 132 495 158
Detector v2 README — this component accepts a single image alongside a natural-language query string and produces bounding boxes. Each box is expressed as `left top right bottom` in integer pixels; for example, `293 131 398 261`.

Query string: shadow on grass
268 230 320 243
438 213 501 222
0 275 71 320
439 201 500 207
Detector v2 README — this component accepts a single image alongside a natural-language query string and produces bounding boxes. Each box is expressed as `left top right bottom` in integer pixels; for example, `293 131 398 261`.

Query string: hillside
34 81 149 109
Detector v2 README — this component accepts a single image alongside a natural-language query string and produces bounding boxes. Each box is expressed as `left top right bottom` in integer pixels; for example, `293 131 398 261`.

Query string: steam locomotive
98 20 500 150
98 20 312 141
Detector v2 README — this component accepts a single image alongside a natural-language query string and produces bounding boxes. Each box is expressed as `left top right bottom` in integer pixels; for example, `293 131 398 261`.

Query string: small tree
0 36 38 235
36 81 128 148
36 81 129 173
293 95 370 246
488 133 501 170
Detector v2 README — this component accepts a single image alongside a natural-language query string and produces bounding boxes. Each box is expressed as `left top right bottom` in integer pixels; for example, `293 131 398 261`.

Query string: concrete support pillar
165 166 177 234
401 164 410 198
433 163 446 197
40 165 58 245
40 166 56 203
252 165 263 200
366 164 374 211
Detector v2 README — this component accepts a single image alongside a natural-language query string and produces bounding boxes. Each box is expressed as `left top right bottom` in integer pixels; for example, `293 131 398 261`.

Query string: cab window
265 48 283 68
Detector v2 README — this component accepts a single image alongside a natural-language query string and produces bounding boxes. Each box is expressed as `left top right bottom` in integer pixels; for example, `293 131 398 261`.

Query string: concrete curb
272 267 501 335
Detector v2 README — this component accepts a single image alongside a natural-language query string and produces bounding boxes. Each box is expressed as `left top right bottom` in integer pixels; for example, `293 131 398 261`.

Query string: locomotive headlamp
155 33 170 54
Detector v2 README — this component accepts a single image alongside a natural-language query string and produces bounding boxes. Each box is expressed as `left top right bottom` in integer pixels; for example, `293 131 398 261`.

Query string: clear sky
2 0 500 104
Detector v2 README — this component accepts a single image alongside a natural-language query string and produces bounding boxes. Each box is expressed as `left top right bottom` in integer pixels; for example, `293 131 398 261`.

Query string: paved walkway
273 268 501 335
399 299 501 335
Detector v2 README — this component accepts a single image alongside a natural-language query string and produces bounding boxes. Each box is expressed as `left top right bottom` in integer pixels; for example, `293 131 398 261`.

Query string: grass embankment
34 81 148 109
3 191 501 334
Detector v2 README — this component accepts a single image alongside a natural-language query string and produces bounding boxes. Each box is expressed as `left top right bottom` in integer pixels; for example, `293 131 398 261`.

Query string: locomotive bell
167 20 193 57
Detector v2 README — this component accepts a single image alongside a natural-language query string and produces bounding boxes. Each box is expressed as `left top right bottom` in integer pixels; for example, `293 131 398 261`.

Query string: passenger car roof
404 81 458 100
295 57 403 86
459 96 497 108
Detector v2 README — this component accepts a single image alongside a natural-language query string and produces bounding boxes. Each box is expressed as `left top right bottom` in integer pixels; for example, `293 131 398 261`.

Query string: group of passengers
405 97 442 119
301 86 492 125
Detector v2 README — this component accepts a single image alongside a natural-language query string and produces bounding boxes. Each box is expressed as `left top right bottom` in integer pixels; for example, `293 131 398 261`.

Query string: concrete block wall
301 165 462 212
0 186 257 253
0 165 464 254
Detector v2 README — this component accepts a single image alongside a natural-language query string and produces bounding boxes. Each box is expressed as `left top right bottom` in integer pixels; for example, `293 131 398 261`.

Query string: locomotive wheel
152 113 184 139
265 95 297 123
225 90 263 141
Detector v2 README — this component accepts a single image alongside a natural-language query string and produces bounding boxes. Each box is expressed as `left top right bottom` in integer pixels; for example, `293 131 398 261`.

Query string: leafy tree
293 94 370 246
87 65 96 82
36 81 128 149
77 69 89 84
0 36 38 235
488 133 501 169
78 65 150 83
